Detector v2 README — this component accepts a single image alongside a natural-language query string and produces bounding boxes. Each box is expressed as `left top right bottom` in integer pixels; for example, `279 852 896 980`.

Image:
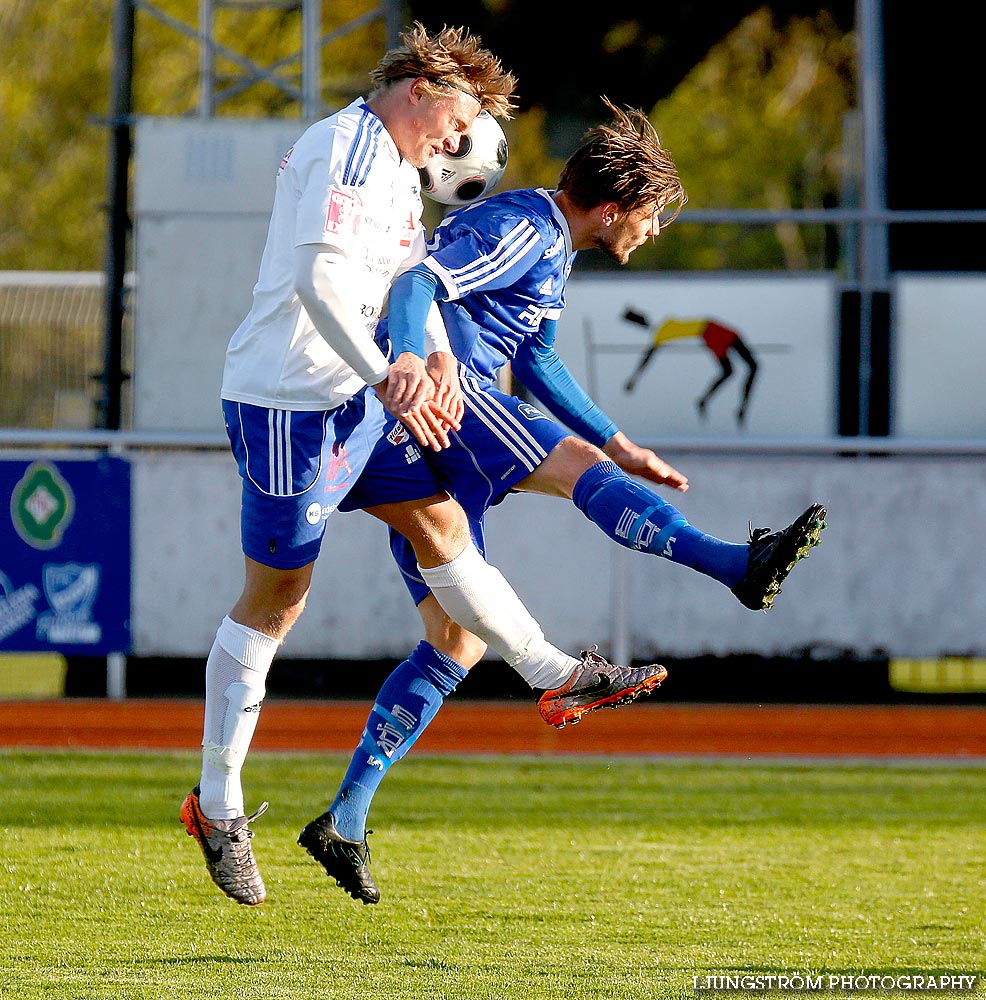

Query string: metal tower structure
100 0 402 428
127 0 402 120
180 0 402 119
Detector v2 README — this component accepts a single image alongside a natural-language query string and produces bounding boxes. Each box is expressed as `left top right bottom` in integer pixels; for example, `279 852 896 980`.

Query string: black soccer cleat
731 503 827 611
298 811 380 905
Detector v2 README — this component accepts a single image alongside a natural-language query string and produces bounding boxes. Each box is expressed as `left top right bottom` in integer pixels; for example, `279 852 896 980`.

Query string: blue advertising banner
0 456 131 654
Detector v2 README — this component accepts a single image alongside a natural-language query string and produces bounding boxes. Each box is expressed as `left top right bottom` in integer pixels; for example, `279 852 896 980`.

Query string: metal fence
0 272 132 431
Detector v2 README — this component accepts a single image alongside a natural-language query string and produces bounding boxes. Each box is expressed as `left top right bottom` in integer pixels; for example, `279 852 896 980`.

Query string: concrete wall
132 448 986 662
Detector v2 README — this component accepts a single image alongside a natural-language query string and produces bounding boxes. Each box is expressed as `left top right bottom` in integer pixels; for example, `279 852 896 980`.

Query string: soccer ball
419 110 508 206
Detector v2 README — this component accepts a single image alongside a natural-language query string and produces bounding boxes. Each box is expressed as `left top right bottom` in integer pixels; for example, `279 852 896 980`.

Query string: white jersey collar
354 97 401 164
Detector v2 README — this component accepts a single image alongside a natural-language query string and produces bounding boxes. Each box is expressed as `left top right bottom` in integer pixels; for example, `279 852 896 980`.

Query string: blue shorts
223 391 388 570
343 379 570 604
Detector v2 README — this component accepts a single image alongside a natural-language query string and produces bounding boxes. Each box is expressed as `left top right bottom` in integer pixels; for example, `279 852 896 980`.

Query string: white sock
198 616 280 819
418 542 579 689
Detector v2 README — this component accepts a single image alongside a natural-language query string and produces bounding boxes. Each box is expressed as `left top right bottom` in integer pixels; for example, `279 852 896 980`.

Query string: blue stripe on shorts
222 389 387 569
344 381 569 604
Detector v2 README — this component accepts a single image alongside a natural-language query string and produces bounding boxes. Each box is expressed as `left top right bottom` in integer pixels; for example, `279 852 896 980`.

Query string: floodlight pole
99 0 135 430
302 0 322 120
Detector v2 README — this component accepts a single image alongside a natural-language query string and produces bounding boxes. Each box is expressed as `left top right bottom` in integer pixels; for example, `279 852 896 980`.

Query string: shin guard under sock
572 461 748 586
330 641 467 840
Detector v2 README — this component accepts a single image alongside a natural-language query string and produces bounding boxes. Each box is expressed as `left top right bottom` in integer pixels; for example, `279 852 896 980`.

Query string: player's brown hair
558 98 687 226
369 22 518 119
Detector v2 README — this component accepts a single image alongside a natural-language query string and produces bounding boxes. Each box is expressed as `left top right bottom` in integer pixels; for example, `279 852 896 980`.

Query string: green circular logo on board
11 462 75 549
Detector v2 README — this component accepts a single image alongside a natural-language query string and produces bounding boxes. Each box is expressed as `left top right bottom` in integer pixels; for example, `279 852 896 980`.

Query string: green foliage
646 9 856 271
0 0 114 270
0 0 386 271
1 751 983 999
0 4 855 273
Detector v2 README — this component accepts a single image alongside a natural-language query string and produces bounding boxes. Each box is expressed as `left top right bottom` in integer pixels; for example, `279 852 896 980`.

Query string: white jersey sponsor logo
324 188 361 238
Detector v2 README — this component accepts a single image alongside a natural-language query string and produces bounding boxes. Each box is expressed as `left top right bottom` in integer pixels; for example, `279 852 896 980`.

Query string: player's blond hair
558 98 687 225
369 22 517 120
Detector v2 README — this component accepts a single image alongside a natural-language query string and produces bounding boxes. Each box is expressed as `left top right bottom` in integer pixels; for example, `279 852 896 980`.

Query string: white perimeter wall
128 118 986 662
134 119 986 441
132 449 986 661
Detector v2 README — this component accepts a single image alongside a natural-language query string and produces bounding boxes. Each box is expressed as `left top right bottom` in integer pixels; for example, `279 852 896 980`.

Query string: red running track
2 699 985 758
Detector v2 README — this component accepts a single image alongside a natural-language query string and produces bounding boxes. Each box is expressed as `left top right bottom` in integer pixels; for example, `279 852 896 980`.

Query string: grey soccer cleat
731 503 827 611
298 811 380 905
537 648 667 728
179 785 268 905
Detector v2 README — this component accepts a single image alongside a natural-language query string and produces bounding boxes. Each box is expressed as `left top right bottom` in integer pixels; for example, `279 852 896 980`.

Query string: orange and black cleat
537 648 667 728
179 786 268 905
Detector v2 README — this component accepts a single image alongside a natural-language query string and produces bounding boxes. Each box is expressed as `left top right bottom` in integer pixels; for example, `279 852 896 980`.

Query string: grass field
1 751 983 1000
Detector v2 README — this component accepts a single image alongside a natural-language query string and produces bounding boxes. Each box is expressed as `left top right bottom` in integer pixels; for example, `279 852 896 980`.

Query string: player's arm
385 265 446 411
511 318 617 446
423 306 464 428
513 320 688 492
381 307 462 447
390 239 465 432
293 245 453 450
294 243 391 384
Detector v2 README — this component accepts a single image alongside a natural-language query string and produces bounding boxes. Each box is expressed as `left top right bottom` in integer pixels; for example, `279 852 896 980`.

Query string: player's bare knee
406 499 471 564
236 561 311 636
265 577 309 614
521 436 605 498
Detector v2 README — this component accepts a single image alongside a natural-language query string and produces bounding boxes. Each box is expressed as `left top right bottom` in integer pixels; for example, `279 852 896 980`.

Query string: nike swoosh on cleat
567 675 617 701
192 813 224 864
202 839 224 864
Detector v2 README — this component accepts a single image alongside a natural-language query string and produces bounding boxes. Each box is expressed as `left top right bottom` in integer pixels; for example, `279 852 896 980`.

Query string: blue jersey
421 188 575 385
355 188 622 603
384 186 618 447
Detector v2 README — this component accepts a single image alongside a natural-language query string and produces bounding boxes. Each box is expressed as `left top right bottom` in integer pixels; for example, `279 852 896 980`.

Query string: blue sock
572 461 749 586
330 641 467 841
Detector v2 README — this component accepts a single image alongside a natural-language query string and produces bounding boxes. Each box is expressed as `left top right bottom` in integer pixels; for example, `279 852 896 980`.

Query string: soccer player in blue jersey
180 26 670 909
303 100 826 903
178 24 595 909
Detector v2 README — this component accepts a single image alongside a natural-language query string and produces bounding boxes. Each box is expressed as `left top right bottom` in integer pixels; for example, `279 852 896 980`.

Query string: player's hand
603 431 689 492
373 356 455 451
374 386 456 451
404 398 457 451
426 351 464 430
382 351 433 414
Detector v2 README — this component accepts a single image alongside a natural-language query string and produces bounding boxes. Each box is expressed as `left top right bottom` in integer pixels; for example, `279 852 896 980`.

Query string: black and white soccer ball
420 110 508 206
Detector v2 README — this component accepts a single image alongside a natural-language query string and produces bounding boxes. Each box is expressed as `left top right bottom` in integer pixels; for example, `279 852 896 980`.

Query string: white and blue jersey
223 98 423 411
344 188 622 603
224 99 426 569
